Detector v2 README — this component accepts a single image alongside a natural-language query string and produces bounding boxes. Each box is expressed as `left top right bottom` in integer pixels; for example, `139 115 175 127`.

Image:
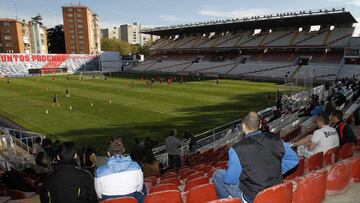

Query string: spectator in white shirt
165 129 184 169
291 113 339 157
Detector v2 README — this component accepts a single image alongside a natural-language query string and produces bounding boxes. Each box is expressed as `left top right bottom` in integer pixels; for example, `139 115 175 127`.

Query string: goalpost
79 71 105 80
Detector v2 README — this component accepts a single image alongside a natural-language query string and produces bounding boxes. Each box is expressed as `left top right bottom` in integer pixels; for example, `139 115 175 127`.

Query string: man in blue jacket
213 112 299 203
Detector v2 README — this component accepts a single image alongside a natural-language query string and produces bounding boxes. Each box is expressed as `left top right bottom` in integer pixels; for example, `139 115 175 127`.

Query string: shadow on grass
55 91 276 155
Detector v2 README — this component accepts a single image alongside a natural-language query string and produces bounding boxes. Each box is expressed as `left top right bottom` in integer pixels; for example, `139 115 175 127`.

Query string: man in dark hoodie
40 142 97 203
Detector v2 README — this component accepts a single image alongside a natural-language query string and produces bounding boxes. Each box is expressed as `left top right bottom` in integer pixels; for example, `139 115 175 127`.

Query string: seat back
207 198 242 203
100 197 137 203
339 143 354 161
326 162 351 195
284 158 304 180
292 170 327 203
144 176 157 186
186 183 218 203
184 177 209 191
179 169 195 179
186 172 205 182
323 147 339 166
161 172 178 180
7 190 27 200
304 152 323 174
160 177 181 186
144 190 182 203
213 161 227 169
150 183 178 193
350 156 360 183
253 182 292 203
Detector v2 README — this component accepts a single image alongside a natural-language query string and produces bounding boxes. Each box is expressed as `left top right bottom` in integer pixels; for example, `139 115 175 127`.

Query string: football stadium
0 1 360 202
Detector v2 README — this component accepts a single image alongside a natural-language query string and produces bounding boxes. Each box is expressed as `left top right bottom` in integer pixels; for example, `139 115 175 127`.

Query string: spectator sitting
292 113 339 158
34 151 52 180
130 137 145 166
212 112 298 203
311 101 325 117
83 146 97 174
32 137 45 156
95 137 146 202
165 129 185 169
330 110 357 146
143 154 161 178
40 142 97 203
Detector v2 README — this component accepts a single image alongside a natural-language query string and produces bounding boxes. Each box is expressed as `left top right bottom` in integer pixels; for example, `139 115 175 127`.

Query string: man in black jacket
330 110 357 146
40 142 97 203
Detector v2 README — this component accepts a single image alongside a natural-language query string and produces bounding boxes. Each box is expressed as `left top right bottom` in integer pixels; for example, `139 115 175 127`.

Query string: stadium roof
142 8 357 36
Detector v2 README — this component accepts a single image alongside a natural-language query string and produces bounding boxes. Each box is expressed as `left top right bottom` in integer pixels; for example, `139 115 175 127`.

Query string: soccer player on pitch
52 94 60 107
66 88 70 98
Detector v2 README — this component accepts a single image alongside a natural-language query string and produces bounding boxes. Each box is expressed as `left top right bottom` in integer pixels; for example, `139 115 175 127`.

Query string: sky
0 0 359 36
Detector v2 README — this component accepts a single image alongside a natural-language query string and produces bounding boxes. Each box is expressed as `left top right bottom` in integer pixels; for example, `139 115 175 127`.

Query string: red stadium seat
213 161 227 169
356 138 360 151
338 143 355 161
349 156 360 183
186 172 205 182
144 181 153 192
179 169 196 179
184 177 209 191
326 162 351 195
160 177 181 187
198 165 214 176
150 183 178 193
253 182 292 203
193 164 206 171
100 197 137 203
144 176 157 186
207 198 242 203
304 152 323 174
292 170 327 203
161 172 178 180
177 167 191 174
284 158 304 180
186 183 218 203
6 190 27 200
323 146 339 166
144 190 182 203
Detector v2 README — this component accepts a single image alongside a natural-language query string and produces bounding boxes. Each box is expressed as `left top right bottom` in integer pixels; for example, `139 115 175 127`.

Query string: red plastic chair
323 147 340 166
284 158 304 180
304 152 323 174
161 172 178 180
144 176 157 186
6 190 27 200
177 167 190 174
207 198 242 203
144 190 182 203
198 165 214 176
349 156 360 183
356 138 360 151
184 177 209 191
186 172 205 182
253 182 292 203
144 182 153 192
179 169 195 179
193 164 206 171
100 197 137 203
150 183 178 193
186 183 218 203
326 162 351 195
213 161 227 169
292 170 327 203
338 143 355 161
160 177 181 187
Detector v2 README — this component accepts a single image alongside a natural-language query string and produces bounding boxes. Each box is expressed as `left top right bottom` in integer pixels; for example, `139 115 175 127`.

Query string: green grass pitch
0 75 283 154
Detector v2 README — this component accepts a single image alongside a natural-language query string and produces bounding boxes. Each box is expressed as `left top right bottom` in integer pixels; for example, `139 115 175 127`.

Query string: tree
31 14 43 25
101 38 133 55
47 25 66 53
137 41 152 58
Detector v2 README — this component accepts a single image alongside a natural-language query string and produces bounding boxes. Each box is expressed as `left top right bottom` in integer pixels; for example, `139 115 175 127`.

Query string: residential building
62 5 101 54
0 18 48 54
101 27 120 39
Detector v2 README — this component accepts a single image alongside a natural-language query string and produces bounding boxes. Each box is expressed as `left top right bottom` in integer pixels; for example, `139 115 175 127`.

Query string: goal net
79 71 104 80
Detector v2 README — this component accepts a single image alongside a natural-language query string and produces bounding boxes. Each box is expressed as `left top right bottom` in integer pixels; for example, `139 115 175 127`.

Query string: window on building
77 18 82 22
71 51 76 54
5 43 12 47
69 24 74 28
79 40 84 44
4 36 12 40
80 51 85 54
69 30 74 33
78 24 83 28
77 8 82 12
79 35 83 39
71 45 76 49
76 14 81 17
2 22 10 26
3 29 11 33
78 29 83 33
68 13 73 17
70 40 75 44
71 35 75 39
0 43 2 47
68 18 73 22
68 8 73 12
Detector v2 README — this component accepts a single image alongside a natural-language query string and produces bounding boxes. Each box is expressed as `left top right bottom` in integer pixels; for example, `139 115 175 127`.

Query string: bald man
212 112 298 203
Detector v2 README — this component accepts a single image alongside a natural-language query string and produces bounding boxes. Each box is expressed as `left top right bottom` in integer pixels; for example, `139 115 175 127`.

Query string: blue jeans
212 169 252 203
101 185 147 203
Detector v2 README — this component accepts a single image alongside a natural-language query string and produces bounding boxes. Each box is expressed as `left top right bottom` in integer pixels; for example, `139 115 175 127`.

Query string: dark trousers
168 154 181 169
